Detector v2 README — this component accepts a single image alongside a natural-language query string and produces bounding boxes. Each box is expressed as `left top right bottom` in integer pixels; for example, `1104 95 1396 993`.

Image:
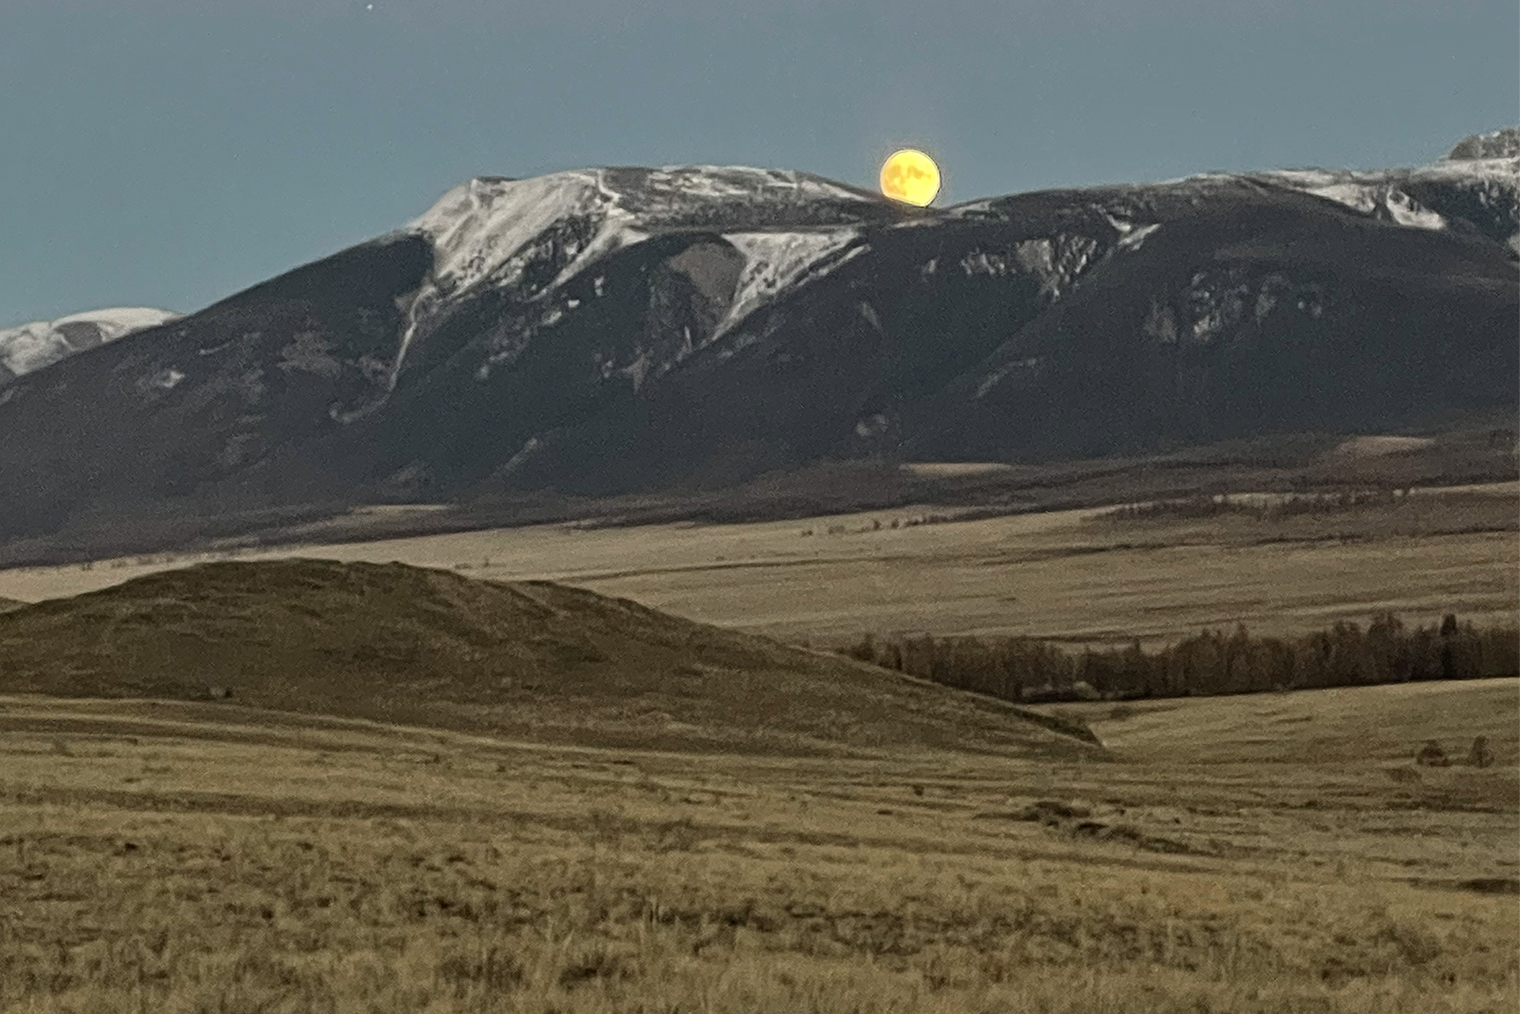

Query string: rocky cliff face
0 141 1514 537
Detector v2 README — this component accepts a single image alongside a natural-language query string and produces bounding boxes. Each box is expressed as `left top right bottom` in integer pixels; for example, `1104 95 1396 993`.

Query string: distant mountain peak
0 307 179 385
407 165 889 294
1444 127 1520 161
392 165 896 392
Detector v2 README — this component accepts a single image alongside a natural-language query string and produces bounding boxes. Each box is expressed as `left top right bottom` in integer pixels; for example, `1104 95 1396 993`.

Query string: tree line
838 614 1519 703
1100 489 1408 523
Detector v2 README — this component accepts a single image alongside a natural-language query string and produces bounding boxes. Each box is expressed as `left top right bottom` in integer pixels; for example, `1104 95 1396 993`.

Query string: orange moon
879 148 941 206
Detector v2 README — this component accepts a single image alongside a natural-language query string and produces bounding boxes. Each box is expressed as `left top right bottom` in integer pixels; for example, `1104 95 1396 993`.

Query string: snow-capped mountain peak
390 166 894 389
407 165 886 298
1444 127 1520 161
408 171 623 298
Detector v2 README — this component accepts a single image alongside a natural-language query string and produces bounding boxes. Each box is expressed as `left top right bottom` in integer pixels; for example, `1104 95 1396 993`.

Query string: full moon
880 149 941 207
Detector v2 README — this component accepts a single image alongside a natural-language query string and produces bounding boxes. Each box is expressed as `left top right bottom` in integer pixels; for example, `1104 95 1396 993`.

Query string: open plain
0 481 1514 1012
1 676 1516 1013
0 483 1513 649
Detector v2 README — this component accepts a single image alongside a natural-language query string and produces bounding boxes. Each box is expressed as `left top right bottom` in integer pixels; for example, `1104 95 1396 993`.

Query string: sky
2 0 1516 325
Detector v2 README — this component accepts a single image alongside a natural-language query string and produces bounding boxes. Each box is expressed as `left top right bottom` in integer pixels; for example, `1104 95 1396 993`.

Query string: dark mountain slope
912 179 1517 461
0 234 433 534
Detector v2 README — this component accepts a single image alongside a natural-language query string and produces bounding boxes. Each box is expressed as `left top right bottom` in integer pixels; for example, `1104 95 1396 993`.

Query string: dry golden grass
1050 678 1520 766
0 560 1095 759
1 678 1516 1013
0 484 1513 649
1087 487 1518 547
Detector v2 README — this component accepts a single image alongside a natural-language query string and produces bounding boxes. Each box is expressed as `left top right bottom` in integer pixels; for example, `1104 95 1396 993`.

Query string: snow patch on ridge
954 237 1101 302
409 172 628 297
0 307 179 380
631 165 874 208
714 229 865 337
1103 213 1162 251
1444 128 1520 161
1015 235 1102 302
1261 169 1445 227
52 307 177 333
1261 160 1520 244
1265 171 1449 232
1148 156 1519 248
382 172 631 404
1383 189 1447 230
395 166 884 395
408 165 879 301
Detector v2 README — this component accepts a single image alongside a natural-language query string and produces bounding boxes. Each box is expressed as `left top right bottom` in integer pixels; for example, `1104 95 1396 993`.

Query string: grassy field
1 677 1515 1014
0 483 1513 649
1049 678 1520 766
5 423 1510 569
1 445 1513 1012
0 560 1095 758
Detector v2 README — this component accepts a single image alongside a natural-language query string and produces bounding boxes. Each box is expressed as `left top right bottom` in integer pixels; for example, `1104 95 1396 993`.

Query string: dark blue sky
3 0 1515 324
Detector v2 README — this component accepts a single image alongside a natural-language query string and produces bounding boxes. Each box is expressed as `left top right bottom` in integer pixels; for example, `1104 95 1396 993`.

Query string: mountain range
0 128 1514 540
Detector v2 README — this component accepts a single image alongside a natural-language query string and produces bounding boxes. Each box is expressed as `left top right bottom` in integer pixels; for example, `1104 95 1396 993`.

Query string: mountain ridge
0 132 1513 540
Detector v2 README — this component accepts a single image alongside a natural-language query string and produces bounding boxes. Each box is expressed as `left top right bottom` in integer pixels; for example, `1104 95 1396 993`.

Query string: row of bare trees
1101 490 1406 523
840 614 1519 703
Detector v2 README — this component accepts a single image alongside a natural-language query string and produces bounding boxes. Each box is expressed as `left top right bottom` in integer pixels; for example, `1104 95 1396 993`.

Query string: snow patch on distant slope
1382 189 1448 230
713 229 864 337
1444 127 1520 161
408 165 880 301
629 164 876 208
0 307 179 381
409 171 626 297
54 307 177 333
395 166 884 391
1256 157 1520 251
1264 169 1452 230
382 172 627 403
1103 213 1162 251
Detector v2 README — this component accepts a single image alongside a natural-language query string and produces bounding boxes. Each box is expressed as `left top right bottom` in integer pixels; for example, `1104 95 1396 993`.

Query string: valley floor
1 679 1516 1014
0 482 1514 649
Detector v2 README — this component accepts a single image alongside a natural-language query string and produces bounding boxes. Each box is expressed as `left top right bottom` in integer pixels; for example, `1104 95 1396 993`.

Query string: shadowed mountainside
0 559 1098 757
